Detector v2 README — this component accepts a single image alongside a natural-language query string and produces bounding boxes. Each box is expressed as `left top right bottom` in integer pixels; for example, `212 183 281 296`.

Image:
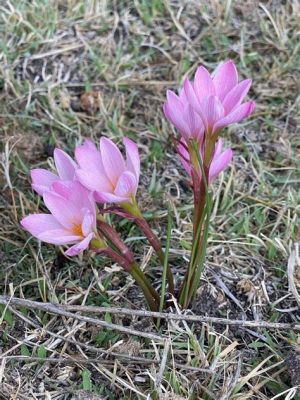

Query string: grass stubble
0 1 299 399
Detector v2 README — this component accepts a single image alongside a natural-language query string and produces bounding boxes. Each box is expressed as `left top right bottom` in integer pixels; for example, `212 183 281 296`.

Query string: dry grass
0 0 300 399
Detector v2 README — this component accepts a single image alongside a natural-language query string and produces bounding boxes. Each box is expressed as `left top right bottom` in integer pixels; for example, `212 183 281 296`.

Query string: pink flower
163 88 204 142
21 181 96 256
31 149 78 195
177 139 233 183
184 60 255 135
75 137 140 204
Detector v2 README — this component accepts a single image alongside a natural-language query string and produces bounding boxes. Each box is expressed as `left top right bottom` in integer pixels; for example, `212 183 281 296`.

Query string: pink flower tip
21 181 97 256
75 137 140 204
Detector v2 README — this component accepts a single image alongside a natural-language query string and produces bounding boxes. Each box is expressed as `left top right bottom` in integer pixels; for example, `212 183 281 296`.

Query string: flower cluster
21 60 254 311
164 60 254 186
22 137 140 256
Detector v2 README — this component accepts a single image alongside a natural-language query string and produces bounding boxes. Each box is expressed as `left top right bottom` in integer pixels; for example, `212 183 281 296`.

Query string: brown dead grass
0 0 299 399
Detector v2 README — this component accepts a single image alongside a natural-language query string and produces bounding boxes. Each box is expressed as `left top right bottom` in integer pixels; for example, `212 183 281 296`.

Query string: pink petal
163 90 189 137
52 181 95 218
183 79 202 115
43 191 81 229
75 140 111 190
193 66 216 104
202 96 224 131
209 148 233 183
213 101 255 133
76 169 113 193
177 144 191 176
75 139 101 171
31 169 59 195
123 137 140 181
65 232 94 256
178 87 189 103
81 210 95 236
213 60 238 101
21 214 63 237
54 149 77 181
213 138 224 158
222 79 252 114
100 137 126 186
38 230 82 245
94 190 128 204
114 171 137 198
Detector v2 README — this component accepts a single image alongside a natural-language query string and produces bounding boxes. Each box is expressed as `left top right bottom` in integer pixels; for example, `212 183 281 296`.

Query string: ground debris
71 390 105 400
285 348 300 391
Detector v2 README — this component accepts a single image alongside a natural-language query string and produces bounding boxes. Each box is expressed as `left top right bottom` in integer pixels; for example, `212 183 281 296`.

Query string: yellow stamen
72 223 84 237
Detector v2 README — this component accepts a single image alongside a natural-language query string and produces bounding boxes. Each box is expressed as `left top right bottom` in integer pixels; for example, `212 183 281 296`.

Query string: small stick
0 296 299 332
287 246 300 309
0 296 162 341
7 305 212 372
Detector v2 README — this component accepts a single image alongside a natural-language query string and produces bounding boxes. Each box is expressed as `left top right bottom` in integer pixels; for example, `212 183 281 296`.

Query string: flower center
72 223 83 237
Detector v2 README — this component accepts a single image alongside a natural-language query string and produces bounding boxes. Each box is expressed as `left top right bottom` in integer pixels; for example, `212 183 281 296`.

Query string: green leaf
104 312 112 325
0 305 14 327
21 344 31 357
37 344 47 359
82 369 92 391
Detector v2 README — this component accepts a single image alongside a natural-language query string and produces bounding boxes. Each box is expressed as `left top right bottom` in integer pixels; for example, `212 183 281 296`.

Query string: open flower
184 60 255 135
177 139 233 183
31 149 78 195
75 137 140 204
163 87 204 142
21 181 97 256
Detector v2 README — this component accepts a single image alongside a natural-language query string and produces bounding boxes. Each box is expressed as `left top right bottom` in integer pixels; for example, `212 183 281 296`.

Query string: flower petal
193 66 216 104
182 105 205 141
183 79 202 114
52 180 95 217
213 60 238 101
100 137 126 186
163 90 190 134
213 101 255 133
94 191 128 204
81 210 95 236
43 191 81 229
209 148 233 183
54 149 77 181
213 138 223 158
202 96 224 131
21 214 63 237
38 230 82 245
65 232 94 256
75 140 112 191
123 137 140 181
177 143 191 176
31 169 59 195
114 171 137 198
222 79 252 114
76 169 111 194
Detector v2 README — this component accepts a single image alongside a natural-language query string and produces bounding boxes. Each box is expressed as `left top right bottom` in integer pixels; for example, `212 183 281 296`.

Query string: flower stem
134 217 175 296
178 138 214 308
97 219 135 264
94 246 160 312
122 200 175 297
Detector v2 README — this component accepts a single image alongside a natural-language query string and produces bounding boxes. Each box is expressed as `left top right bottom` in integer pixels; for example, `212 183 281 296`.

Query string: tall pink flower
21 181 97 256
163 87 204 142
75 137 140 204
184 60 255 135
177 139 233 183
31 149 78 195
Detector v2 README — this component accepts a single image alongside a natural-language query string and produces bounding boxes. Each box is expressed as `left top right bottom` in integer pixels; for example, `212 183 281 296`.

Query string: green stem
122 200 175 296
94 247 160 312
158 202 172 326
130 263 160 312
178 139 214 308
